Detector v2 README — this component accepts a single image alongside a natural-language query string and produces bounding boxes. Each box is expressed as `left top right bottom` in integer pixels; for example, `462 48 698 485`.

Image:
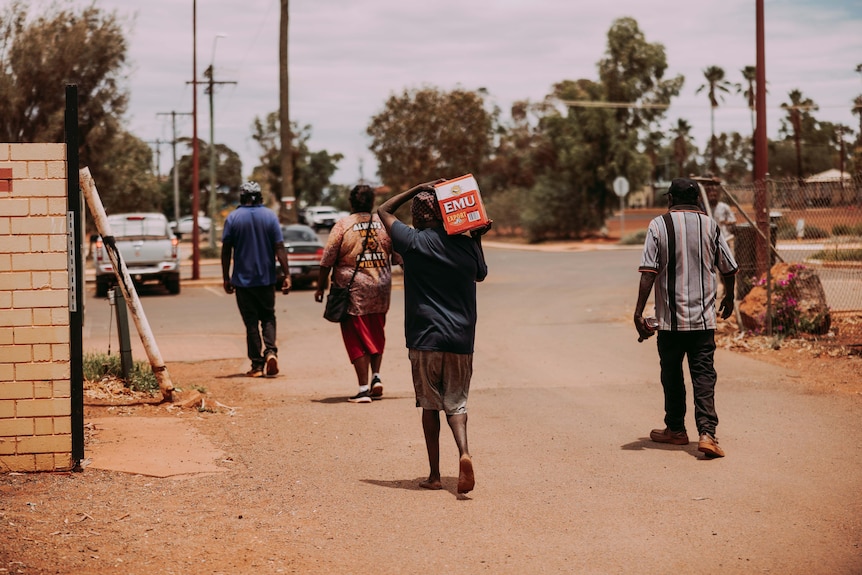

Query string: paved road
80 245 862 574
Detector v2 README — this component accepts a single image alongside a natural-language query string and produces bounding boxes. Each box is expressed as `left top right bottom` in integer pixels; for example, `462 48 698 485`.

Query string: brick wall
0 143 73 472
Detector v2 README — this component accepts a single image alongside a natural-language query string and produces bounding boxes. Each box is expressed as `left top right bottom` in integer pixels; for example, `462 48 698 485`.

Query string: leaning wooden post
79 168 174 402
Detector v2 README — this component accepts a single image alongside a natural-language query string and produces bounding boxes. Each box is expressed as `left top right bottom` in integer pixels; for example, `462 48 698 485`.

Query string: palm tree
780 89 818 180
671 119 693 177
853 95 862 148
739 66 757 135
696 66 737 173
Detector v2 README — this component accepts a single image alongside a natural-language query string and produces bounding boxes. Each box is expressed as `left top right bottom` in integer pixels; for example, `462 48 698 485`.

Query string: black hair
349 185 375 213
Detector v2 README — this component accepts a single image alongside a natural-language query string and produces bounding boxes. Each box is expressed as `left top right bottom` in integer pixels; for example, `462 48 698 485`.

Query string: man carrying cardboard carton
378 180 491 494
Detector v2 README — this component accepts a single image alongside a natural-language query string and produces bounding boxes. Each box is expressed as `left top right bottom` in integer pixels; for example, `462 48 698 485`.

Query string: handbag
323 216 370 323
323 285 351 322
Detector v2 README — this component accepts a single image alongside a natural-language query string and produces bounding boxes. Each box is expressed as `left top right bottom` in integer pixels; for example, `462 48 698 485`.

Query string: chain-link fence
722 174 862 347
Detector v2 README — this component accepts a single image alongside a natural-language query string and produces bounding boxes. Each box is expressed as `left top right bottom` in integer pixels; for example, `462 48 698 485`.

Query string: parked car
93 213 181 297
170 215 212 239
275 224 325 289
300 205 341 231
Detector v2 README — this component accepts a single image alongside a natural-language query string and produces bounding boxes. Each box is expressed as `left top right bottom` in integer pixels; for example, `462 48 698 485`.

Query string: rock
175 389 204 409
738 263 830 335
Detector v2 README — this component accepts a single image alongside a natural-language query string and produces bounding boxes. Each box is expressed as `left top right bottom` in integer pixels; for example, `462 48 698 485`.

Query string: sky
63 0 862 190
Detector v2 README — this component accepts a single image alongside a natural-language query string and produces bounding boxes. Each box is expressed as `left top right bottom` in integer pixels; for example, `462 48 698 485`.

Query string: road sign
613 176 630 198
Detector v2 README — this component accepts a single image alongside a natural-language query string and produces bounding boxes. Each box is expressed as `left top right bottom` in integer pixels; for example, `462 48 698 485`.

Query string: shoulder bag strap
345 216 372 289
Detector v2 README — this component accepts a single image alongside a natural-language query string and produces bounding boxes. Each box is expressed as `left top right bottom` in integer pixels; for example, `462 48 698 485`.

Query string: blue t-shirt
221 205 283 288
391 221 488 354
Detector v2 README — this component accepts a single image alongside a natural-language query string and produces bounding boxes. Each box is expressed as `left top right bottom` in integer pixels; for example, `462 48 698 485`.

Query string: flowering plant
754 264 830 337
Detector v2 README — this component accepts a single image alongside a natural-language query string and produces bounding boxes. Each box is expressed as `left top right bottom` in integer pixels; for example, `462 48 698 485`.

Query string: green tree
696 65 737 173
852 95 862 173
366 86 498 194
670 119 699 178
250 112 343 211
0 0 132 197
712 132 752 184
173 139 242 216
739 65 757 135
98 131 162 215
522 18 682 241
483 100 552 195
780 89 818 179
642 129 665 183
598 17 684 136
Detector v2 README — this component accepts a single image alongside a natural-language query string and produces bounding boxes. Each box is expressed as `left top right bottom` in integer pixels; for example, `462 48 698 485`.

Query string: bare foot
457 454 475 494
419 478 442 490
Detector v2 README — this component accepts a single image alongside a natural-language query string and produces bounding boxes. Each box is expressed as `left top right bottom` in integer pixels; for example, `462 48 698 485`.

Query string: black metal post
65 84 85 468
113 287 133 382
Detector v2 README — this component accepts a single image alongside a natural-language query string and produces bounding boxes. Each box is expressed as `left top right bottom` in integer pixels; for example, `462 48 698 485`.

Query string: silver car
93 213 181 297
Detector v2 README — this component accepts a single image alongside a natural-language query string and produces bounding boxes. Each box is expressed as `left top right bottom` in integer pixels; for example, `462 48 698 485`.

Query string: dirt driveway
2 246 861 574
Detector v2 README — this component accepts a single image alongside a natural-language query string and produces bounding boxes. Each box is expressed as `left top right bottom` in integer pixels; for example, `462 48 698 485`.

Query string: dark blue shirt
391 221 487 354
221 205 283 288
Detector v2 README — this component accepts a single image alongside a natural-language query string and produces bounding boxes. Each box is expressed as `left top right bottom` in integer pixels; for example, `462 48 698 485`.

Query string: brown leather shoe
650 427 690 445
698 433 725 458
264 353 279 377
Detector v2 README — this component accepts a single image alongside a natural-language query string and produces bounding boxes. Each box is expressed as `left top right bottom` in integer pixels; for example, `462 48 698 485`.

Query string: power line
558 99 857 111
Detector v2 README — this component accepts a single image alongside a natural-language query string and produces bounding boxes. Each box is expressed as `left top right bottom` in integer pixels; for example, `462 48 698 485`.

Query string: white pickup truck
93 213 181 297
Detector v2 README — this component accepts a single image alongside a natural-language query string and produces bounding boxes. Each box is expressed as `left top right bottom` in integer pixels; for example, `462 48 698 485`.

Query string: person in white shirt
706 185 736 247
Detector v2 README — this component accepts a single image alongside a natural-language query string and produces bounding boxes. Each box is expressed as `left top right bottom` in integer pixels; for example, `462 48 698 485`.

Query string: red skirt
340 313 386 363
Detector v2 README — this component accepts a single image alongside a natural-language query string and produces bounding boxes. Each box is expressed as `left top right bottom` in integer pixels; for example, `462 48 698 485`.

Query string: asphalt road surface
79 245 862 574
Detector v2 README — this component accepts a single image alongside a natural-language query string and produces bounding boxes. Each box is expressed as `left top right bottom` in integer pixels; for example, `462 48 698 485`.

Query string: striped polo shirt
639 206 738 331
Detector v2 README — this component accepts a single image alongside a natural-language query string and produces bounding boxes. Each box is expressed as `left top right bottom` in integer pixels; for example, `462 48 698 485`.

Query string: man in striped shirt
634 178 738 458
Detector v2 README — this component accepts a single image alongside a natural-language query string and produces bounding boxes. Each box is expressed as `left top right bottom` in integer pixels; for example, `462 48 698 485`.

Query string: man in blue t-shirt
378 180 489 494
221 182 291 378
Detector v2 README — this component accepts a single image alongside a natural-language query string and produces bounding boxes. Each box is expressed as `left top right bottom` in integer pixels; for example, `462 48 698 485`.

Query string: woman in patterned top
315 185 401 403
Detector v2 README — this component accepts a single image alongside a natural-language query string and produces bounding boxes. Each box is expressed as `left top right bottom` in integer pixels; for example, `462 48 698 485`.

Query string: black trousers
235 285 277 369
656 330 719 437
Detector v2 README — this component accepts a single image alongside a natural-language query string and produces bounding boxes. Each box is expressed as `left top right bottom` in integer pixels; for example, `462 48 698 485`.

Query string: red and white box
433 174 490 235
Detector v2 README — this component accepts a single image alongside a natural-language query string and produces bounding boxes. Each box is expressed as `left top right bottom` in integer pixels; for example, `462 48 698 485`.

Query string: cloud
75 0 862 188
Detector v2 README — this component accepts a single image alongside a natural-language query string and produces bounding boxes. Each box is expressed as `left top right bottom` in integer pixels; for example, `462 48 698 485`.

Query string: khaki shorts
408 349 473 415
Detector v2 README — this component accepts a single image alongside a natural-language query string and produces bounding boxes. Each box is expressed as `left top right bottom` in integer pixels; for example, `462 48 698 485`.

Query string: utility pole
203 59 236 250
754 0 769 277
191 0 200 279
157 111 193 222
279 0 294 222
144 139 164 179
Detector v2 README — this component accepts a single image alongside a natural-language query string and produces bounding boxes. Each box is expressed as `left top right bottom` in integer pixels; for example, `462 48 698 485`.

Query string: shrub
619 229 647 245
809 248 862 262
832 223 862 236
483 188 523 237
774 220 798 240
800 224 829 240
83 352 159 394
753 264 829 337
774 219 829 241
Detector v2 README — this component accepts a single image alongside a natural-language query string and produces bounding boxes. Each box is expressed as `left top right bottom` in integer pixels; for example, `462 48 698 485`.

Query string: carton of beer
433 174 490 235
